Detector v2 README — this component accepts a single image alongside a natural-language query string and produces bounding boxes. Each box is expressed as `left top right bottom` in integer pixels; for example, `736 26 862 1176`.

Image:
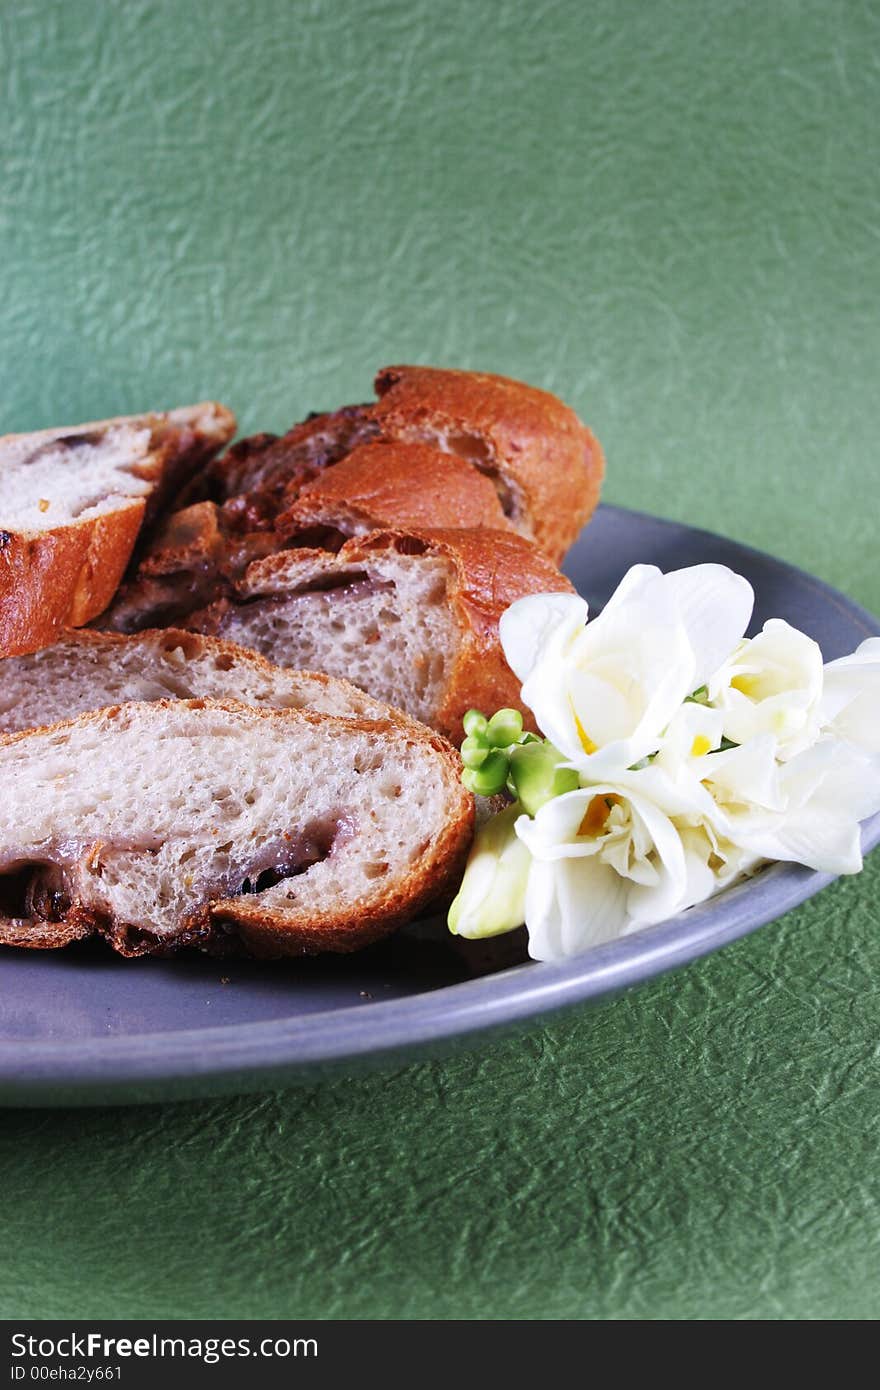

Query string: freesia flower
713 738 880 875
708 619 824 758
514 782 690 959
499 564 754 776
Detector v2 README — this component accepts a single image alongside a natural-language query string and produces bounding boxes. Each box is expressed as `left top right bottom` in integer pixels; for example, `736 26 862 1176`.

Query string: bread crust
277 440 515 539
0 403 236 658
371 365 604 563
0 506 146 659
0 698 474 957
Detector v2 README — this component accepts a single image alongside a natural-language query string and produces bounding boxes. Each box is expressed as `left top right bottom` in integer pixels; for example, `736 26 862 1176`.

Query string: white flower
820 637 880 754
514 783 690 960
654 699 880 875
708 619 824 758
499 564 754 776
677 823 762 910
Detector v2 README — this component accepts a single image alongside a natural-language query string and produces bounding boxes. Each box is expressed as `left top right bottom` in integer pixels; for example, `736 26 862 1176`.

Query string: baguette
0 628 389 736
185 527 574 740
0 698 472 956
0 402 235 657
99 366 599 633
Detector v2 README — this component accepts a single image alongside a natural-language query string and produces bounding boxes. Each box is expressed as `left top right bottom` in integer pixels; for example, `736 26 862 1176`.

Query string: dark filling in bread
21 431 104 466
0 861 71 924
233 815 352 896
286 571 393 600
281 523 351 553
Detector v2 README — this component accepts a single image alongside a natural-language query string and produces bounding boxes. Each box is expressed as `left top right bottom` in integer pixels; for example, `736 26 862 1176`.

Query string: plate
1 504 878 1106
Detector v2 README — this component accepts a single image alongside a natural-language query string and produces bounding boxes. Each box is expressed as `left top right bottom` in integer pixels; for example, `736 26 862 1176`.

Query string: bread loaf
99 366 599 634
371 365 604 563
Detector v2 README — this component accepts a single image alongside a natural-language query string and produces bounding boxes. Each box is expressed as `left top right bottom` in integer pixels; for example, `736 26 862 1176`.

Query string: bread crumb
38 498 50 512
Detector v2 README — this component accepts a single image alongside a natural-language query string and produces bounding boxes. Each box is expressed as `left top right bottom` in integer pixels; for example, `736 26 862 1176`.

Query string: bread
185 527 574 740
0 402 236 658
0 698 473 956
0 627 390 736
371 365 604 562
98 365 599 634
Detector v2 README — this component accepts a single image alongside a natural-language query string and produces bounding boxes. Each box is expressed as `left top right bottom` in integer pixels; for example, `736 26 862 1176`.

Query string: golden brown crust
0 698 473 958
0 404 236 658
278 440 515 539
0 504 147 659
371 365 604 563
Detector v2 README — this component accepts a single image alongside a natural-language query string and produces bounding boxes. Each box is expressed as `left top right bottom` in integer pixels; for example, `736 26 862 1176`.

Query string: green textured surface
1 0 879 1320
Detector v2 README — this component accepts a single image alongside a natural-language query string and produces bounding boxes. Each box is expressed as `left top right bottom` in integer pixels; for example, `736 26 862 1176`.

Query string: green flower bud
462 709 489 739
448 804 530 939
486 707 524 748
460 736 490 770
462 748 509 796
508 741 579 816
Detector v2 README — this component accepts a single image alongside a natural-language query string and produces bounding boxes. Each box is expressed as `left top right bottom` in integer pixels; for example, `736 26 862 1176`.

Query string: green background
1 0 879 1320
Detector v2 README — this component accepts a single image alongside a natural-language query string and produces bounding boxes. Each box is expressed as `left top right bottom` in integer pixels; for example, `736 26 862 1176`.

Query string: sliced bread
0 402 236 657
0 628 389 736
185 527 574 740
98 365 599 634
0 698 472 956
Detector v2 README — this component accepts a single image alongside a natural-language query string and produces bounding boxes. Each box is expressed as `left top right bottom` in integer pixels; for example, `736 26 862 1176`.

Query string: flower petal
499 592 589 685
821 637 880 754
525 856 630 961
448 805 531 938
662 564 754 687
709 619 824 758
725 739 880 873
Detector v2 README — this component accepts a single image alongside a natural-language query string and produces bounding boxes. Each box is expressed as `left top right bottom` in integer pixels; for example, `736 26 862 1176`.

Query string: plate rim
2 503 878 1101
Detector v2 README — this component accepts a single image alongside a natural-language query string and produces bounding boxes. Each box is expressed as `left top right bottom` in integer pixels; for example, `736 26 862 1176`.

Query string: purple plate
1 505 878 1106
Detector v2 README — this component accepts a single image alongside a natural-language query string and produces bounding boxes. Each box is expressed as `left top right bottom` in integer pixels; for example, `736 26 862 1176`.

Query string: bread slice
371 365 604 563
0 698 473 956
186 527 574 740
0 628 390 736
0 402 236 658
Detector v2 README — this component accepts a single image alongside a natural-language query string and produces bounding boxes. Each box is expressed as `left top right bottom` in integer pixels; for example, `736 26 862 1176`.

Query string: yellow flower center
577 794 620 837
731 673 760 697
690 734 713 757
